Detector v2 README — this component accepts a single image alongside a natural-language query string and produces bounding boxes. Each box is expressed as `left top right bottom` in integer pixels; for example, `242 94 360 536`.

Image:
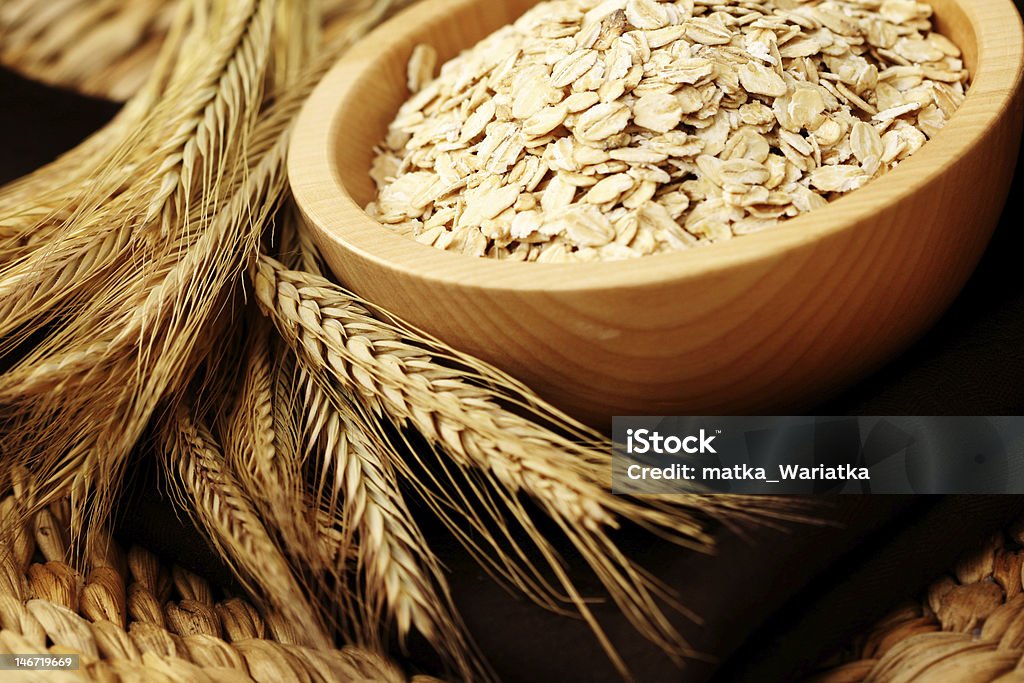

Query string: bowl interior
291 0 1024 304
335 0 980 213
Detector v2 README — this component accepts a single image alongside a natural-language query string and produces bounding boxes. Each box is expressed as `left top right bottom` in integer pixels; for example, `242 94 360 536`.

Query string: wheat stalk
221 322 313 547
268 350 371 580
0 0 485 675
301 374 479 677
264 205 481 675
0 0 386 383
255 249 726 675
272 214 812 661
207 304 478 675
210 319 366 626
0 2 407 432
0 0 412 102
215 318 351 595
0 0 270 359
0 0 173 101
0 0 395 344
3 0 467 671
0 1 809 678
0 0 308 543
0 0 263 290
161 400 332 651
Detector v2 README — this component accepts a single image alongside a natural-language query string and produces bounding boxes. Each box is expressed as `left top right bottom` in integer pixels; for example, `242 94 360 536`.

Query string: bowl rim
289 0 1024 294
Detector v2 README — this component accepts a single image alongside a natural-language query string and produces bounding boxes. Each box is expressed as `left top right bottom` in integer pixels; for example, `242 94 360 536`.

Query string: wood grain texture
289 0 1024 426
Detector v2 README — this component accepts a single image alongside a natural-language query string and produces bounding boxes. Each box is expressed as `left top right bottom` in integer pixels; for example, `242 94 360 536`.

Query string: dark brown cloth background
3 13 1024 677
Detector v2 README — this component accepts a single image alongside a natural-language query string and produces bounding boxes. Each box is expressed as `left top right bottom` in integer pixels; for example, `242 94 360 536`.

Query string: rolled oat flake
367 0 969 262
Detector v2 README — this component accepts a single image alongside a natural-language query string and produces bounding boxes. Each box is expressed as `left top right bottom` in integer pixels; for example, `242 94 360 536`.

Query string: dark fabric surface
2 22 1023 680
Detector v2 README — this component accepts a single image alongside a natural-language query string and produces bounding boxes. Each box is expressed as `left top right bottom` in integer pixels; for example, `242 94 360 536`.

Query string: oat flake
367 0 969 261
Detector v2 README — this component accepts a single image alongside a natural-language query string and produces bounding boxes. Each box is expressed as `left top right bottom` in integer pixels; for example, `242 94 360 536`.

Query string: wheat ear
220 320 316 549
0 0 407 103
269 204 481 675
302 374 480 678
0 0 304 542
161 401 331 651
255 253 716 675
0 0 394 398
0 0 268 330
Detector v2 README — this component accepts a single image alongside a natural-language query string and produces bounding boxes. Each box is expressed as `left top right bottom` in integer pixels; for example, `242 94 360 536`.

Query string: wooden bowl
289 0 1024 426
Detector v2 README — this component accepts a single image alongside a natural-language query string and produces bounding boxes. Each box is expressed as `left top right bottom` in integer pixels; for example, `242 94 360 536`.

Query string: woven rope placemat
0 491 439 682
812 515 1024 683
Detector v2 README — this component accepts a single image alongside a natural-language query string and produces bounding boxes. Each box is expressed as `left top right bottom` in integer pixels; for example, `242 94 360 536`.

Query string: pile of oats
366 0 968 262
